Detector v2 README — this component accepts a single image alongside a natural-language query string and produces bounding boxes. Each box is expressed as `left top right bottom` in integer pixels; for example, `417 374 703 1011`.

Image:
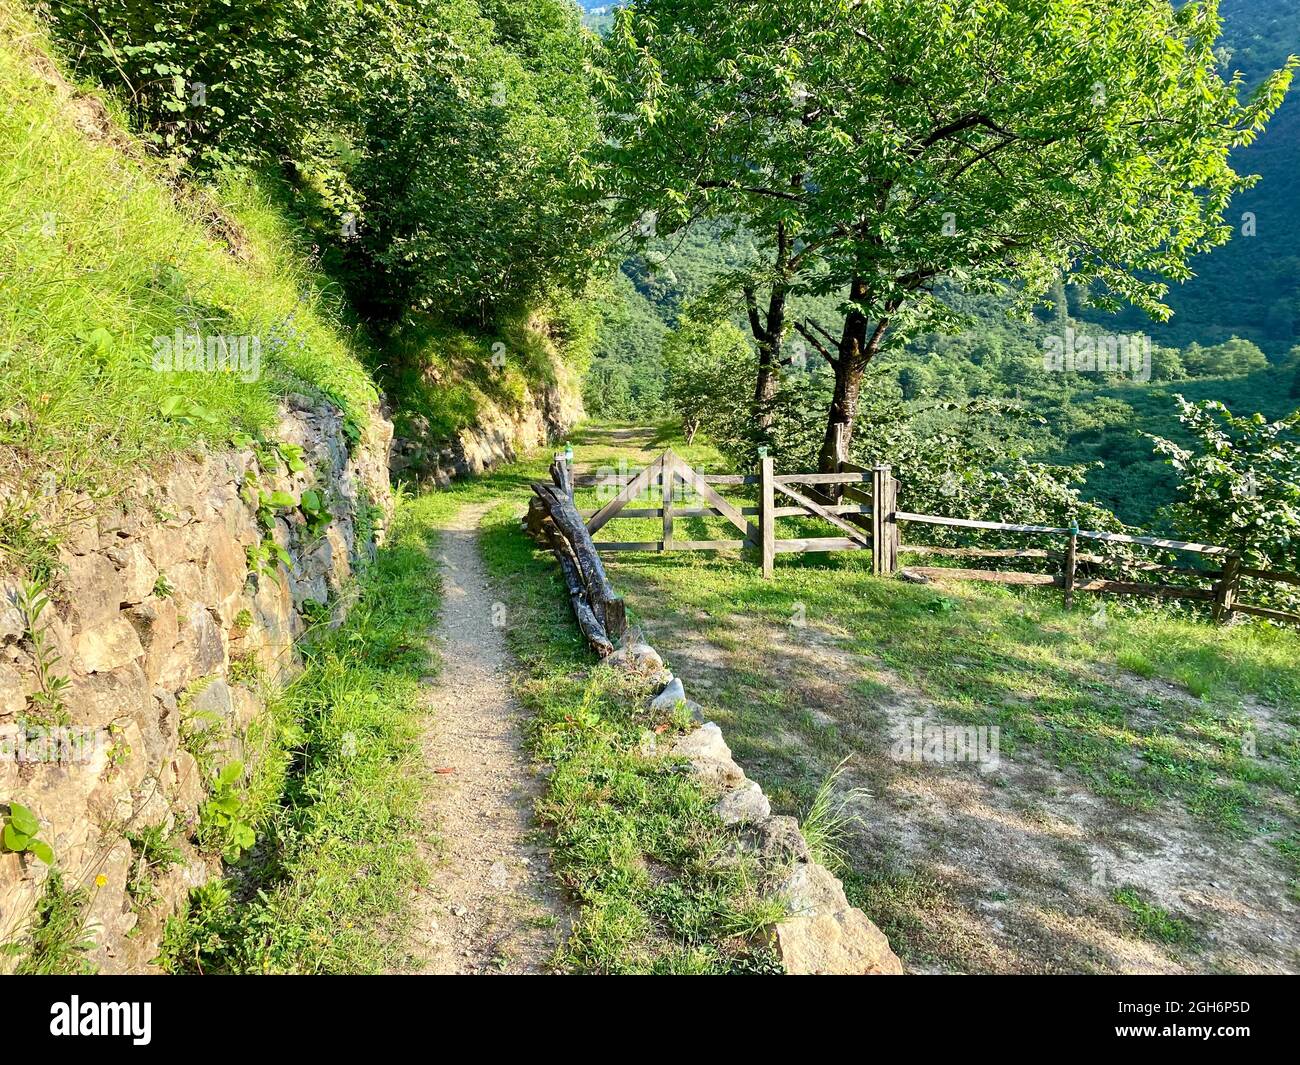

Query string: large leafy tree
48 0 603 329
348 0 601 325
595 0 1296 469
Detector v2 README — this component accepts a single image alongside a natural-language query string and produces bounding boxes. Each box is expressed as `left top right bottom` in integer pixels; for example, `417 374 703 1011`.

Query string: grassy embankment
0 2 379 576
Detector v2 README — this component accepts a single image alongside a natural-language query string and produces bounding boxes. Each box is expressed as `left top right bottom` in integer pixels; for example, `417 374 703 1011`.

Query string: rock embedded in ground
780 862 850 916
742 815 811 865
714 780 772 825
666 722 746 786
648 676 686 713
777 907 906 976
625 602 902 977
608 642 665 674
775 861 904 975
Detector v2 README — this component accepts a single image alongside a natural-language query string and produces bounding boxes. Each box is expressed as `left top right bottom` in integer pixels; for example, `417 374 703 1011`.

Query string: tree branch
697 179 804 203
794 320 837 366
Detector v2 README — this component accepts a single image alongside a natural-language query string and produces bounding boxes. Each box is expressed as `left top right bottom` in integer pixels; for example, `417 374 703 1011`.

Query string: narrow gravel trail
405 502 569 974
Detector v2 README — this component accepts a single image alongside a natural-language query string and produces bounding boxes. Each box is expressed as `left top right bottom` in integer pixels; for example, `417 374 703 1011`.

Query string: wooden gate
583 448 759 553
574 448 901 578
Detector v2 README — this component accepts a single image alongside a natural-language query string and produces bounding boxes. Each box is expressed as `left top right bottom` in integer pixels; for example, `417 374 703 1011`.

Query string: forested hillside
1089 0 1300 354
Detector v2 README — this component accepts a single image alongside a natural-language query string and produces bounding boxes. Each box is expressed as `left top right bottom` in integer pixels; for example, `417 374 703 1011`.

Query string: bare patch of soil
626 588 1300 974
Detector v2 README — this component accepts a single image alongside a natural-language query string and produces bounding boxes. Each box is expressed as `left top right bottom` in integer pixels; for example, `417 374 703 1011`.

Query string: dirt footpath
404 502 570 974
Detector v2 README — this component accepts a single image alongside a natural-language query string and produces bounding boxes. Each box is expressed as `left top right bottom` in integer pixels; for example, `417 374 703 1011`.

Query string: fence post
872 465 898 576
662 450 675 551
884 468 899 575
1214 555 1241 623
760 454 775 579
1063 522 1078 610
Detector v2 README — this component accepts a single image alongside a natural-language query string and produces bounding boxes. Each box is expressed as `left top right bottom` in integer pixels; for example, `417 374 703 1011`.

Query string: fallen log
529 467 627 657
531 480 625 637
548 526 614 657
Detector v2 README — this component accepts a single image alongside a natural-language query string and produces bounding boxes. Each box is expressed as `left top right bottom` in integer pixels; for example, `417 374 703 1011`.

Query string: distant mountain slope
1090 0 1300 355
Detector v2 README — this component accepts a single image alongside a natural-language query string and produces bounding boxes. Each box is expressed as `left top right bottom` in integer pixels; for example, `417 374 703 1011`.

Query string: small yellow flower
95 874 107 888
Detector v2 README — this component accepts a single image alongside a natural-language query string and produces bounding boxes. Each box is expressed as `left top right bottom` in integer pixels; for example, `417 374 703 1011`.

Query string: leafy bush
44 0 356 167
1151 398 1300 612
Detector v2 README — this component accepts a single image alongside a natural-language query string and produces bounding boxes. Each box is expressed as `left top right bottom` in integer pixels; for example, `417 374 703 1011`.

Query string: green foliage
1151 398 1300 575
1113 886 1196 945
799 758 863 874
1 801 54 865
1089 0 1300 355
45 0 364 168
599 0 1294 328
661 318 752 442
126 824 183 907
594 0 1296 468
14 581 71 724
198 760 257 863
2 872 95 975
0 9 380 516
342 0 602 325
299 488 330 539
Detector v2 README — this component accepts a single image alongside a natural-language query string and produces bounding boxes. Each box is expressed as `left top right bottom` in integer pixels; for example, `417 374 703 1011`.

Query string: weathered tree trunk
747 223 792 428
530 467 627 656
817 278 890 473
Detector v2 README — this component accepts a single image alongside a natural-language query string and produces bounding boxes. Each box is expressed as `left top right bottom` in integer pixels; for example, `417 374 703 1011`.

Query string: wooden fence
538 447 1299 627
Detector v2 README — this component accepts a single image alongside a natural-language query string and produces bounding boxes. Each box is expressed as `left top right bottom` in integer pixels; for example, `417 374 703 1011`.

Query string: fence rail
537 445 1299 627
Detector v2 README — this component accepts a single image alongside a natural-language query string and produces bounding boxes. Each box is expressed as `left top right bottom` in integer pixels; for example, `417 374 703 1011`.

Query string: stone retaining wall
390 377 584 487
0 394 392 973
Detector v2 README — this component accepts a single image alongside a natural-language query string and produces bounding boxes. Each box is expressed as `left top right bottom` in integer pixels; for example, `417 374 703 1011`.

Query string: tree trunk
751 284 788 416
748 223 791 428
817 278 889 473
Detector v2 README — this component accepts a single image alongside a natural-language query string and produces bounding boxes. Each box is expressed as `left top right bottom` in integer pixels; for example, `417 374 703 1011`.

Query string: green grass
3 871 96 974
599 545 1300 837
482 503 785 972
158 490 442 974
0 4 378 569
1112 887 1196 946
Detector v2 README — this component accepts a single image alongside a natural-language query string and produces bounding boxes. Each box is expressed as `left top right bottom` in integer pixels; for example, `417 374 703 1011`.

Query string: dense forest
586 0 1300 529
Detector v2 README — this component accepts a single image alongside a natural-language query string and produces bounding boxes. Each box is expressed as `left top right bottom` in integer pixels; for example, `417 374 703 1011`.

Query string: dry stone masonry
0 394 392 973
